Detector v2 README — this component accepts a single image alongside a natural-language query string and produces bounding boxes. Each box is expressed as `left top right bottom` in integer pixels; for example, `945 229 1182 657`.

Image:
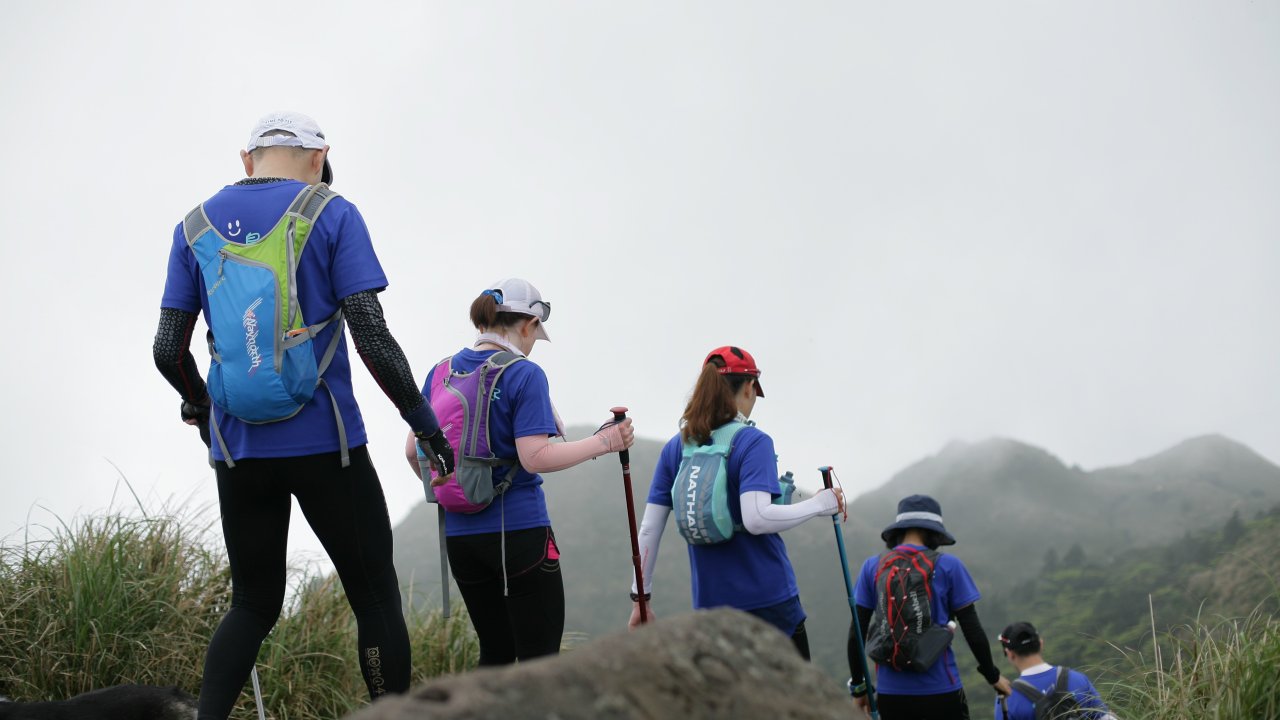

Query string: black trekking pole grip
820 465 834 491
611 407 630 466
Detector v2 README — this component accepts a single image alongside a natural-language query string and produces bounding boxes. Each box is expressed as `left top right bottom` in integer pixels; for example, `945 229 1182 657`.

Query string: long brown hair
680 359 750 445
469 292 530 331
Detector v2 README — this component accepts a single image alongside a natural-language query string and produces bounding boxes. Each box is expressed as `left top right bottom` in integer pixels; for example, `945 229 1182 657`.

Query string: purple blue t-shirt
423 348 559 537
160 181 387 461
649 427 801 615
854 546 982 695
997 665 1113 720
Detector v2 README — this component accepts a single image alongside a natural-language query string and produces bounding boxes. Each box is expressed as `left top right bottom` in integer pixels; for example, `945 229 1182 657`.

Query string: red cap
704 346 764 397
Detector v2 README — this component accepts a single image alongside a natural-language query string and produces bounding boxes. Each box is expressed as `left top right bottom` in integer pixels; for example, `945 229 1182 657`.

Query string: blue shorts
744 594 806 635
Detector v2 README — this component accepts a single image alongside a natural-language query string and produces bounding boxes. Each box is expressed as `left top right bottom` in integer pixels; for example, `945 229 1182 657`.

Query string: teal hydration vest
671 422 795 545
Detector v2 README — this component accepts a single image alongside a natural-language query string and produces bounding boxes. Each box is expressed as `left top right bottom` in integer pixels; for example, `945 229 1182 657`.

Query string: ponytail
680 360 749 445
469 291 528 331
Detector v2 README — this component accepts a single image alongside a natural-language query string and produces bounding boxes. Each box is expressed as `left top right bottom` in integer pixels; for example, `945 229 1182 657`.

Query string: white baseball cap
485 278 551 340
246 111 333 185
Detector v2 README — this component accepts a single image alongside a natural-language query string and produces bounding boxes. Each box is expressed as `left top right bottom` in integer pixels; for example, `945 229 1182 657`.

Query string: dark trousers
743 596 811 660
198 446 410 720
446 526 565 666
877 689 971 720
790 621 811 660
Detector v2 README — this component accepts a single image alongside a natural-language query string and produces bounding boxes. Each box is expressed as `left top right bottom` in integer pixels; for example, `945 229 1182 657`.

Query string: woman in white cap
406 278 634 665
626 346 845 659
847 494 1012 719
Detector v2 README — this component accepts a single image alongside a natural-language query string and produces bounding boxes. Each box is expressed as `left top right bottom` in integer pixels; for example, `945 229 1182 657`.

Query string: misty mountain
391 431 1280 679
846 434 1280 593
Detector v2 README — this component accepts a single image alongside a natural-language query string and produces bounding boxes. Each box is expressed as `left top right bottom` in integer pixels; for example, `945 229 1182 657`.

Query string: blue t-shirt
997 665 1113 720
648 427 802 615
160 181 388 460
854 546 982 696
423 348 559 537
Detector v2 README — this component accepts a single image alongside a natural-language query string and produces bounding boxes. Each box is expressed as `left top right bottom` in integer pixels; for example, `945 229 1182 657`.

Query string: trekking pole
250 666 266 720
612 406 648 623
820 465 878 720
416 445 451 619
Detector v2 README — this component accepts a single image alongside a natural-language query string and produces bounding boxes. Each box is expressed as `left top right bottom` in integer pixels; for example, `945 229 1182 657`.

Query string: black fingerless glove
416 429 455 477
180 396 212 449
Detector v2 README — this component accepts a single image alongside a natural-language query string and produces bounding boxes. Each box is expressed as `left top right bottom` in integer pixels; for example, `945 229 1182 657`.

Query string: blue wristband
403 400 440 437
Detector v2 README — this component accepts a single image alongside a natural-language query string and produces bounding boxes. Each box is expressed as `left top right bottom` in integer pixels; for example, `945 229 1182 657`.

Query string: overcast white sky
1 2 1276 567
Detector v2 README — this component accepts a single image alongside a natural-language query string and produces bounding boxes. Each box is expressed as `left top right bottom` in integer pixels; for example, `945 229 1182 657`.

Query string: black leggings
446 526 564 666
877 689 970 720
198 446 409 720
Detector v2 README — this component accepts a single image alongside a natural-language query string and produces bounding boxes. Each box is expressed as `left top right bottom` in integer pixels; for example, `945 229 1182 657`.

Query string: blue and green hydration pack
672 421 796 545
182 183 349 467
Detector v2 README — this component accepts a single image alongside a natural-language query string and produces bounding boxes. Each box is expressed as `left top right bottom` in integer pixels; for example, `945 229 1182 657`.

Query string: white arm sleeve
739 489 839 535
630 503 670 595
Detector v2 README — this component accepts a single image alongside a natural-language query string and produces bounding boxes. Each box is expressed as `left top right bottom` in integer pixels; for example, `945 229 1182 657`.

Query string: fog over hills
392 431 1280 677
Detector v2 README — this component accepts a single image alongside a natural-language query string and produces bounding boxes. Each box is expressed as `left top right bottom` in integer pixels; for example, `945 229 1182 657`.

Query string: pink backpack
421 351 525 513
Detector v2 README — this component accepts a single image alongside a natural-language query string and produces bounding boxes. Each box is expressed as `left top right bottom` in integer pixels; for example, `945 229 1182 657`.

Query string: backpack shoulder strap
1054 666 1071 693
919 548 941 574
486 350 525 369
464 351 524 469
709 420 749 446
182 204 213 247
1012 678 1045 703
478 351 524 395
287 183 339 225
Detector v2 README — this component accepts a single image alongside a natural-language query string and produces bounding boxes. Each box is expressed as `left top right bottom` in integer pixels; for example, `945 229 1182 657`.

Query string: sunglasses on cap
483 289 552 322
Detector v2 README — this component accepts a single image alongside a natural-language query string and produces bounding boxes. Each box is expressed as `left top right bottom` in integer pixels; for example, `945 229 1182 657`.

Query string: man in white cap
153 111 453 719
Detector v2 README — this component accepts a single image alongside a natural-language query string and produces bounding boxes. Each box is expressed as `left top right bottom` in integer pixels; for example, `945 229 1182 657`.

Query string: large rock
347 608 850 719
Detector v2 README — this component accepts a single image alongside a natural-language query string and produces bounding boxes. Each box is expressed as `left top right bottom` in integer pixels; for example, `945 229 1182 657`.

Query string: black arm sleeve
847 604 874 683
340 290 433 427
955 603 1002 685
153 308 208 403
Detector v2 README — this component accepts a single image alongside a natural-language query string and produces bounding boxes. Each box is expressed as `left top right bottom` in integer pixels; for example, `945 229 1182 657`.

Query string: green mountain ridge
963 499 1280 709
391 431 1280 680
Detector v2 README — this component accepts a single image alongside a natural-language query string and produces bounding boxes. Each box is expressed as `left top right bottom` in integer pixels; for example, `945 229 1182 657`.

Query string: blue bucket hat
880 494 956 546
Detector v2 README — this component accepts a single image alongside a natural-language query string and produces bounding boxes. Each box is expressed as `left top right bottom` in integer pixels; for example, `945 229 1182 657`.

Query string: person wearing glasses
406 278 634 665
626 346 845 660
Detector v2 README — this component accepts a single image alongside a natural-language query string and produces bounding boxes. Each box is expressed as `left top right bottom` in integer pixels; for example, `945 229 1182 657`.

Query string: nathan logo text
684 464 704 541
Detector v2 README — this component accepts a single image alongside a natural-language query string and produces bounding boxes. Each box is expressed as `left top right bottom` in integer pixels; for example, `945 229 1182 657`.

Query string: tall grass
0 506 477 719
0 510 226 701
1103 604 1280 720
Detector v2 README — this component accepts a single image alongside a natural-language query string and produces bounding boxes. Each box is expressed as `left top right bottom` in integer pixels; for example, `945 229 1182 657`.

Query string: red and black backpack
865 546 942 671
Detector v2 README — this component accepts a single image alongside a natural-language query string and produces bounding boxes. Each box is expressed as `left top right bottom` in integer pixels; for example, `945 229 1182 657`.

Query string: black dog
0 685 197 720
